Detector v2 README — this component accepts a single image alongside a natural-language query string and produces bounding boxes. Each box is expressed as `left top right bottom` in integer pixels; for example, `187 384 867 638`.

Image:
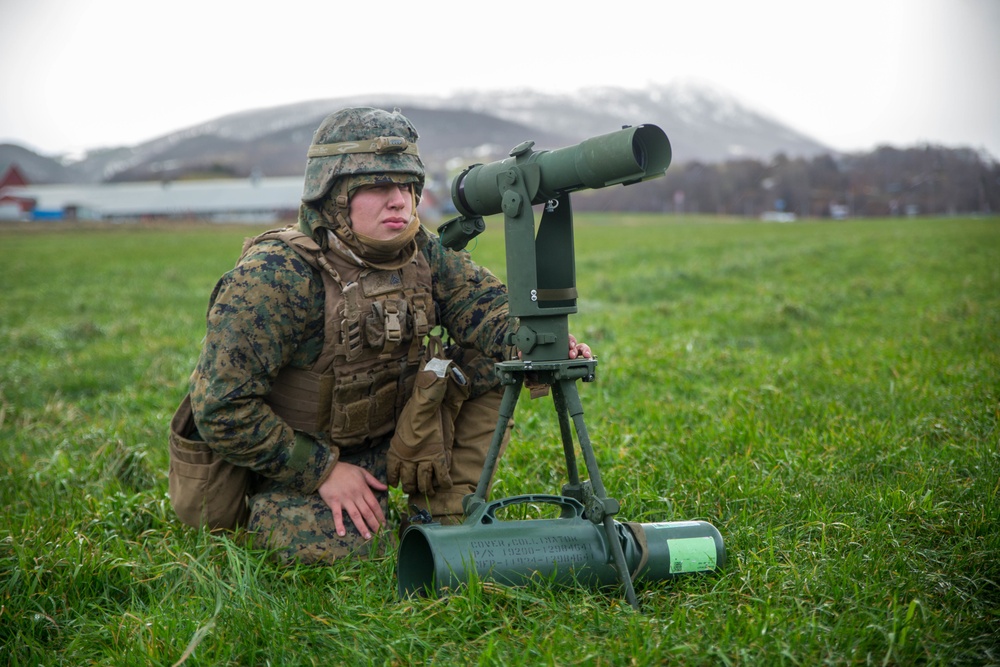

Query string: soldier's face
349 183 414 240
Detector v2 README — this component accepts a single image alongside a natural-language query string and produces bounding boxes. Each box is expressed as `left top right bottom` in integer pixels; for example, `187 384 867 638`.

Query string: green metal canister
397 494 724 597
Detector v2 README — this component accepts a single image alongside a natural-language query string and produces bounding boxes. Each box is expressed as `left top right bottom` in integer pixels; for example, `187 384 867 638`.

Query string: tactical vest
241 228 435 450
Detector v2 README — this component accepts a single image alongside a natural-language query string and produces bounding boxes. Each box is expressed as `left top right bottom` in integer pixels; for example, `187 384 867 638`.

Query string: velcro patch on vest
360 269 404 297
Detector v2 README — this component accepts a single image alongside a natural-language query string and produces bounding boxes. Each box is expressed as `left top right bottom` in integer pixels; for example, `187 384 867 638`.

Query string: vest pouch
329 373 372 442
329 366 403 444
168 393 251 531
366 299 410 353
368 366 403 439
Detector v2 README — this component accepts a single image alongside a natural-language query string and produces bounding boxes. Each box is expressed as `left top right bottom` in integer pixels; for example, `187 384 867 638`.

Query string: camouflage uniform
189 108 510 563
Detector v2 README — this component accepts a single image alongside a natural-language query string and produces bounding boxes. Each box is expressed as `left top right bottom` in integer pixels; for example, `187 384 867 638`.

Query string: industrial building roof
0 176 305 220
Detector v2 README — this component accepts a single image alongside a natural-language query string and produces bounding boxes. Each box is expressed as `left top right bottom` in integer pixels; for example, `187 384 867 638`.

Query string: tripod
462 357 640 609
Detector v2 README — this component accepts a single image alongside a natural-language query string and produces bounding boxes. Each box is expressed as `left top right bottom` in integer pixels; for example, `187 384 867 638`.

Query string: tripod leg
557 379 640 610
550 382 581 489
468 378 523 506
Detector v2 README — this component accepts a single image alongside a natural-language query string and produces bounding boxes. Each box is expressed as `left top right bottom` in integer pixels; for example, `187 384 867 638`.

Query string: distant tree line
575 145 999 218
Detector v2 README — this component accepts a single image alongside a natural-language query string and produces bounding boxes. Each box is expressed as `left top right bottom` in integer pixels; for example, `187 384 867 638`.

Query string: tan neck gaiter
319 183 420 270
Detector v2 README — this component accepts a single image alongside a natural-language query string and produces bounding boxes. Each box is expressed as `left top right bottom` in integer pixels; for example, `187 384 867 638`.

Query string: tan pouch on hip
168 393 251 531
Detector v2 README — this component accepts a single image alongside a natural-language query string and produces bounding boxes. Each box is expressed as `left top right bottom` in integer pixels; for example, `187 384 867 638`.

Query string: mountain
448 82 830 163
0 143 81 184
1 83 833 185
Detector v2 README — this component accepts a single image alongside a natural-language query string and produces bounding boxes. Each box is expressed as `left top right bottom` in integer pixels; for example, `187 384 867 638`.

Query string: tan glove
388 358 469 496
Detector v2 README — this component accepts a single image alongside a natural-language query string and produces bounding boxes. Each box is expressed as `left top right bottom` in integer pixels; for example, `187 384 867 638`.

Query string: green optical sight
440 123 671 362
439 124 671 251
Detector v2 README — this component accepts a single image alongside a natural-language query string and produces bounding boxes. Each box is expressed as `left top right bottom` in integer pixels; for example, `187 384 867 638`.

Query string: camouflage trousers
247 388 510 564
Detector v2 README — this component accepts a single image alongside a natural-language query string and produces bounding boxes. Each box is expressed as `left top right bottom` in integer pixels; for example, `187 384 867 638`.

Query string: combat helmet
302 107 424 203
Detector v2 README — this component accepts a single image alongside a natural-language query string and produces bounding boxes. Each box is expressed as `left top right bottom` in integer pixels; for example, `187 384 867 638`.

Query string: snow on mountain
2 82 833 184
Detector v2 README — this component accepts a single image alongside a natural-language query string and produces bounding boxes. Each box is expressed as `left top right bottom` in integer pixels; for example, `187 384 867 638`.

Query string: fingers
362 467 388 492
393 462 427 495
331 498 346 537
319 462 387 540
343 491 385 540
386 456 401 488
433 462 453 491
567 334 593 360
413 462 453 496
417 464 435 497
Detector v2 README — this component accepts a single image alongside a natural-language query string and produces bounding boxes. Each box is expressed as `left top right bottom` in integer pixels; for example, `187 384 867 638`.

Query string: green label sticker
667 537 717 573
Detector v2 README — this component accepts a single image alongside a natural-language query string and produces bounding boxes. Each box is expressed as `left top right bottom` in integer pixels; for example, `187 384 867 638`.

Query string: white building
0 176 305 223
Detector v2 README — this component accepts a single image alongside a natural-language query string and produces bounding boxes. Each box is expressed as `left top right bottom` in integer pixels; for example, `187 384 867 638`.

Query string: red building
0 164 29 188
0 164 34 219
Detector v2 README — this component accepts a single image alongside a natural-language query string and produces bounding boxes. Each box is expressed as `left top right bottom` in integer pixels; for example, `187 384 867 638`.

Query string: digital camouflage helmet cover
302 107 425 203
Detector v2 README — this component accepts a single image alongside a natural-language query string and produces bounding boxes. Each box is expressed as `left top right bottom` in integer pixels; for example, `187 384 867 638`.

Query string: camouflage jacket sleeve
421 230 510 368
189 241 335 493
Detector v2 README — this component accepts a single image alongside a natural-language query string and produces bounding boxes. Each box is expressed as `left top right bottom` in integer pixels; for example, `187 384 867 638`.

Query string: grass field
1 215 998 665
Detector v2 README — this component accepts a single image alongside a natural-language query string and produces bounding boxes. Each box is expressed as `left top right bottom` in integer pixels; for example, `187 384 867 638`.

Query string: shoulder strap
240 226 347 287
275 230 351 371
239 226 297 264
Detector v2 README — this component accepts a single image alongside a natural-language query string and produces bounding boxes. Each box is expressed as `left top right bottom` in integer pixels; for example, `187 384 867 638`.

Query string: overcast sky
1 0 997 160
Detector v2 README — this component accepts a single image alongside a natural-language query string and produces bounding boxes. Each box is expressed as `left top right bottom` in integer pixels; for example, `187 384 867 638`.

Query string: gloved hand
387 358 468 496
